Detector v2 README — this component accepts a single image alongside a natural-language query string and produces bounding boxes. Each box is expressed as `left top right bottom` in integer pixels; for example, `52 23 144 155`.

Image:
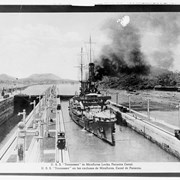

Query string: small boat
69 46 116 146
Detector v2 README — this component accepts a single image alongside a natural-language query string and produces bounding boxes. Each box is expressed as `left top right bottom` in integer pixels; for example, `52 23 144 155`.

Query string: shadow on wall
0 95 40 144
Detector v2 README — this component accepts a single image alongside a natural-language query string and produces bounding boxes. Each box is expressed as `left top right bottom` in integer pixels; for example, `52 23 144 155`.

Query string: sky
0 12 180 80
0 13 116 80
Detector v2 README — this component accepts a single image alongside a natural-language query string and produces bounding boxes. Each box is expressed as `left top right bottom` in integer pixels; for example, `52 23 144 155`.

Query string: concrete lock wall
0 95 39 127
121 112 180 159
0 97 14 126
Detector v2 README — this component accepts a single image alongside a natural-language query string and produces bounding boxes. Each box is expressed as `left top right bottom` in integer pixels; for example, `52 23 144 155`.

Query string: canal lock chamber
0 95 41 144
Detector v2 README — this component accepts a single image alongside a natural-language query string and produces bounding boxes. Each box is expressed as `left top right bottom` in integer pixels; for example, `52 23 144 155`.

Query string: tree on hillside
157 72 177 86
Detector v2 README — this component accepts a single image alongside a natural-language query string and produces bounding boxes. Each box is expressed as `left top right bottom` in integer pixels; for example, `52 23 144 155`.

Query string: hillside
22 73 61 82
0 73 78 85
0 74 16 82
98 66 179 90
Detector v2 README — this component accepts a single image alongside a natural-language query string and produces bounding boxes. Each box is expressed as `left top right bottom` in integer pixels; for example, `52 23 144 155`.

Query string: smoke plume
95 17 150 80
136 13 180 69
95 13 180 80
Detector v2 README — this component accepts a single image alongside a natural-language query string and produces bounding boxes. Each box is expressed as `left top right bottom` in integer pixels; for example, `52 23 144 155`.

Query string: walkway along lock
17 121 41 163
0 85 70 163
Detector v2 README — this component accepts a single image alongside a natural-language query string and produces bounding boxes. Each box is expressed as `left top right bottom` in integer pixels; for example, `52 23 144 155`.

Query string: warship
69 46 116 146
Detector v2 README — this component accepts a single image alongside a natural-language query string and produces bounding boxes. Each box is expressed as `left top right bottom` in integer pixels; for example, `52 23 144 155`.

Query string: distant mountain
21 73 61 82
0 73 78 84
0 74 16 81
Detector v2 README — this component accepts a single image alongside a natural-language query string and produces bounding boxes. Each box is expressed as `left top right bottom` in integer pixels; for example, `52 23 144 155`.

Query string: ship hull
69 108 115 146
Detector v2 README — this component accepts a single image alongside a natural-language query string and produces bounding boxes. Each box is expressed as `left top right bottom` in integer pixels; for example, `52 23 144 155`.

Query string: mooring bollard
17 122 26 163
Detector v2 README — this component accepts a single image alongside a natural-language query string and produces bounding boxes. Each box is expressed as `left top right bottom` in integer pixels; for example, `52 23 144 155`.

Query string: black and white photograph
0 3 179 175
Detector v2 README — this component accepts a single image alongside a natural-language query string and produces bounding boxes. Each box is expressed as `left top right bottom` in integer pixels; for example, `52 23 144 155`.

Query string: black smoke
94 13 180 82
94 20 150 81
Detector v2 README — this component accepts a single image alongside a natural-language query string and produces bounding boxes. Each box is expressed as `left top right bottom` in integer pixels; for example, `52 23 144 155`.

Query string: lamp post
178 102 180 128
18 109 26 123
15 78 18 94
128 95 131 110
37 96 41 113
147 98 150 121
30 100 36 110
30 100 36 128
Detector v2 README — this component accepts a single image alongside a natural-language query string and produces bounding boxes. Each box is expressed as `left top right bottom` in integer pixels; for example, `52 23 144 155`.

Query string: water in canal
0 83 180 161
61 101 179 162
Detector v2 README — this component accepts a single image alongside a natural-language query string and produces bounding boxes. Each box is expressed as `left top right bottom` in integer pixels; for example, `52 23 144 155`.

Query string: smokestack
89 63 95 82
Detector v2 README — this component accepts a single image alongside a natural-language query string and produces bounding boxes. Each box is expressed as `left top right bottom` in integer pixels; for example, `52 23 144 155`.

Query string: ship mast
75 47 84 82
89 36 92 63
78 47 85 96
80 47 83 82
86 35 95 63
